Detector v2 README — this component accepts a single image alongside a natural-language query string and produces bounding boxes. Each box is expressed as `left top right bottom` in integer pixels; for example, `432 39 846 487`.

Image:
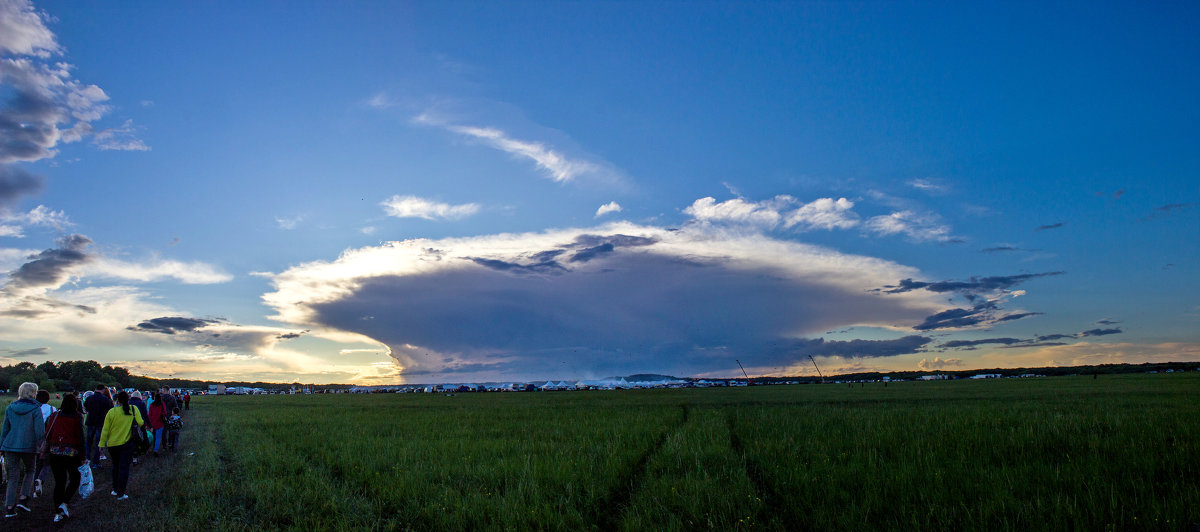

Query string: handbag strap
39 410 59 448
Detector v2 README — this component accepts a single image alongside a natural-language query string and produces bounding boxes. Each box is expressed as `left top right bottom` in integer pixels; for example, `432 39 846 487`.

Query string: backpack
166 416 183 431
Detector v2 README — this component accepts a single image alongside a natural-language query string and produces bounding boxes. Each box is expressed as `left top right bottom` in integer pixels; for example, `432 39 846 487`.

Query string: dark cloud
913 304 995 330
128 316 219 335
879 271 1064 301
4 234 93 291
1080 328 1122 337
277 228 935 379
569 243 614 263
1141 203 1194 221
0 296 95 318
468 257 565 274
0 165 44 205
995 312 1042 323
1036 333 1074 342
1095 319 1121 326
1035 222 1065 231
979 245 1020 253
276 331 304 340
941 338 1024 348
999 342 1067 349
0 347 49 358
787 335 932 358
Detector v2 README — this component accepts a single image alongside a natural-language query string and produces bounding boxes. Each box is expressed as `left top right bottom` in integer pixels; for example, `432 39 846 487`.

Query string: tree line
0 360 351 395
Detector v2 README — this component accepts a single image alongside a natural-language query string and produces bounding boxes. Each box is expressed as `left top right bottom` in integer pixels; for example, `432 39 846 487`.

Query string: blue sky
1 0 1196 383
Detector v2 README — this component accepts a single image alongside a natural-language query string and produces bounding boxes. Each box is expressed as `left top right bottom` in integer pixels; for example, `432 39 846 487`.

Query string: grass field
9 373 1199 530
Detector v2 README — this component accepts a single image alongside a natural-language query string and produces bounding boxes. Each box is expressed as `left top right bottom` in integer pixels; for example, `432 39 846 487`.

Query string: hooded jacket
1 398 47 453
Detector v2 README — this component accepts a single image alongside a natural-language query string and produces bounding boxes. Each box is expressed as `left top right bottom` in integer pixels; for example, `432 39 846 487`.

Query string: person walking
44 394 87 523
165 408 183 450
83 384 112 468
183 392 191 411
158 386 178 414
98 391 144 500
129 392 150 465
32 389 57 498
1 382 46 518
148 393 167 456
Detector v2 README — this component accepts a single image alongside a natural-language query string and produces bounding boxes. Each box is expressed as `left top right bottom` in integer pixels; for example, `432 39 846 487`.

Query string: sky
0 0 1197 384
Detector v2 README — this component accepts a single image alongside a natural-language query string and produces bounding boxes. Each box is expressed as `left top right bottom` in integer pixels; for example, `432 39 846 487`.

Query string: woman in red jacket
44 393 86 523
148 393 167 455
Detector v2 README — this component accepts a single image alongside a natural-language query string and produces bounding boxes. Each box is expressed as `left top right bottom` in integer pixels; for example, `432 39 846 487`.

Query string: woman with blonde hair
1 382 46 518
98 390 144 500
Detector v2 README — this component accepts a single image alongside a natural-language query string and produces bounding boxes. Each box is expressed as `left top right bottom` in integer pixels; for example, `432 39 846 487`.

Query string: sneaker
59 503 70 518
54 512 66 523
34 479 42 497
15 501 30 512
4 507 16 518
111 490 118 496
116 494 129 501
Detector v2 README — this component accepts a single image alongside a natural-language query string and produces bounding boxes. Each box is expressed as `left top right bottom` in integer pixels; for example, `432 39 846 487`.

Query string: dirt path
5 406 204 531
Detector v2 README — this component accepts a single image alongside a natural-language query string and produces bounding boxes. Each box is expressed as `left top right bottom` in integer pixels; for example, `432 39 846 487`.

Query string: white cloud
686 196 860 232
684 196 785 227
595 201 622 218
275 215 303 230
360 226 376 235
0 0 59 57
0 2 146 166
908 178 947 194
917 356 963 370
864 210 958 242
92 119 150 151
381 195 479 221
84 257 233 284
414 113 616 185
783 197 860 230
261 222 946 381
0 205 72 237
365 92 393 109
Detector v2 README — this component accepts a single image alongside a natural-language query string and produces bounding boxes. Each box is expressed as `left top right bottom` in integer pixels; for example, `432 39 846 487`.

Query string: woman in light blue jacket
1 382 46 518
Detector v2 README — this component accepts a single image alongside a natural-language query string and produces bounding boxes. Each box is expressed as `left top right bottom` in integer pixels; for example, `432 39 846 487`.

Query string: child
165 408 183 450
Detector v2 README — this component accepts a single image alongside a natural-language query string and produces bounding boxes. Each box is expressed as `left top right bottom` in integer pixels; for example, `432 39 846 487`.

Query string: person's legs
153 427 164 452
49 455 68 506
63 455 81 505
112 443 133 496
168 430 179 449
3 452 20 510
16 453 35 505
108 445 121 489
86 426 103 464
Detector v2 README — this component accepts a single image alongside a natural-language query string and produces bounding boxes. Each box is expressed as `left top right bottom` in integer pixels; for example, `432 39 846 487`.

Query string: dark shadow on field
589 404 689 530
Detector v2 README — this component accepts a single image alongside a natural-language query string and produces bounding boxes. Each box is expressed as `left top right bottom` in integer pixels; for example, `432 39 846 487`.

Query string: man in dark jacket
83 385 112 466
158 386 178 414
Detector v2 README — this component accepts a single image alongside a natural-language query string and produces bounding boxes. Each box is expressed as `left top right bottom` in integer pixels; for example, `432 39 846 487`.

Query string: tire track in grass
726 410 793 529
589 404 689 531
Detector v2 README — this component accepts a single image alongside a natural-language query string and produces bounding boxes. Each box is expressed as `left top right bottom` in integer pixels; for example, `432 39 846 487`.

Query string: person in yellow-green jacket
98 391 144 500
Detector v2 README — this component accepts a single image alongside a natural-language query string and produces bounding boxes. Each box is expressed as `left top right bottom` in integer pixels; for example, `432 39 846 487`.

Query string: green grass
28 373 1194 531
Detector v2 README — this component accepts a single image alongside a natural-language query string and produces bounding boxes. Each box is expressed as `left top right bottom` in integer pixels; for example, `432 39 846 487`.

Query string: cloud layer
263 223 948 380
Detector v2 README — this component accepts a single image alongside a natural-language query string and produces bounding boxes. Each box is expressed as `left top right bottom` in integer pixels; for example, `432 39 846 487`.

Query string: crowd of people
0 382 190 523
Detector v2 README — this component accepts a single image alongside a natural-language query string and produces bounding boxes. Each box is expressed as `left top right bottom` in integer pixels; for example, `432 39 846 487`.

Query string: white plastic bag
78 463 94 498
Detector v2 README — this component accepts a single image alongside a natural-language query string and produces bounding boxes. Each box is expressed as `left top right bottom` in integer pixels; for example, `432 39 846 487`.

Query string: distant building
208 384 226 395
969 374 1002 379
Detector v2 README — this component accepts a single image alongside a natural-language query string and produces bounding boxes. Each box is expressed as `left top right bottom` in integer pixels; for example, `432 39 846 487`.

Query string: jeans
153 427 165 452
86 425 104 463
107 442 134 496
3 451 35 509
48 454 84 506
167 430 180 449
